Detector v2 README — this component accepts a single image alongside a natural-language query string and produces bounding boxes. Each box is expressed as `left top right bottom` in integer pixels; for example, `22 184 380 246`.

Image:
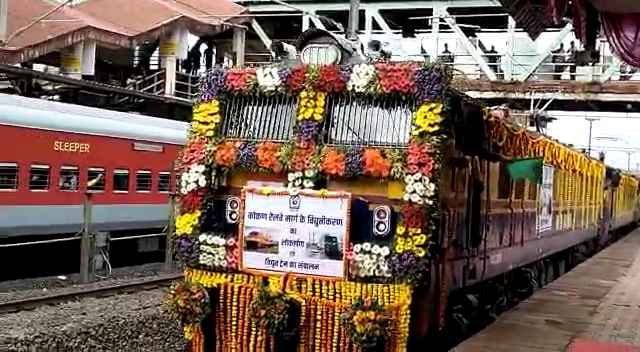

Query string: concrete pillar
81 40 96 81
60 43 83 79
504 17 516 81
429 6 443 63
160 28 180 96
232 27 246 67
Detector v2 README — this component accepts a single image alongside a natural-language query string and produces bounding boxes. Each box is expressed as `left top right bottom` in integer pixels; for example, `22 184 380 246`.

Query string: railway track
0 273 183 314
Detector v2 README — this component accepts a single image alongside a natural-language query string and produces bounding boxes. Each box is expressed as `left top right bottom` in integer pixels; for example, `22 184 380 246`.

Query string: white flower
198 234 207 242
355 254 364 262
287 173 296 182
180 187 188 195
295 171 303 178
362 242 372 252
380 246 390 257
403 193 410 202
303 179 314 188
353 244 362 253
371 245 380 254
287 182 295 189
404 175 413 184
294 179 302 186
410 193 422 203
198 177 207 187
404 183 415 194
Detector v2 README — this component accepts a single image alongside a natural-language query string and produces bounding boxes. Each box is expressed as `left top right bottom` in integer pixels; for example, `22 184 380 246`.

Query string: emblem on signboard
289 195 301 210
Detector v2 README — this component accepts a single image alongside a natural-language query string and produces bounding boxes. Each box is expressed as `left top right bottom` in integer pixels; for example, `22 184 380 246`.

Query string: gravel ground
0 289 187 352
0 262 183 304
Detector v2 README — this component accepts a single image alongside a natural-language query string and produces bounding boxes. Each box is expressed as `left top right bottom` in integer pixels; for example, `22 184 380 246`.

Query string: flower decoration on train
255 141 284 173
192 100 221 138
226 67 257 93
256 66 282 92
197 234 228 269
315 64 347 93
363 148 391 179
176 211 201 236
181 137 208 167
376 62 418 94
180 164 207 195
167 280 210 340
414 66 446 102
394 225 428 257
286 65 308 92
215 141 240 168
346 242 392 279
321 147 346 177
176 236 199 267
403 173 436 205
347 63 377 93
340 297 392 347
198 69 226 102
296 90 325 122
250 275 298 335
236 142 258 170
413 103 444 136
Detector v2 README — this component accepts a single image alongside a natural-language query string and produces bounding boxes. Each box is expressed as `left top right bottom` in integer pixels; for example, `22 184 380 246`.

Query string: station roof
0 0 246 63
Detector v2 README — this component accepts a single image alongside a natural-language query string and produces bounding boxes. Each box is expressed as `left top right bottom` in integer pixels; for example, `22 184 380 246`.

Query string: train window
220 95 295 142
87 167 105 192
136 170 152 192
113 169 129 192
527 181 537 200
326 96 415 147
497 163 511 199
514 179 526 199
59 166 79 191
0 162 18 191
158 172 171 193
29 164 50 191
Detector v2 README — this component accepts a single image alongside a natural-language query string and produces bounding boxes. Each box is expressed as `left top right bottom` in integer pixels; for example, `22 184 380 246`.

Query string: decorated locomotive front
172 29 448 352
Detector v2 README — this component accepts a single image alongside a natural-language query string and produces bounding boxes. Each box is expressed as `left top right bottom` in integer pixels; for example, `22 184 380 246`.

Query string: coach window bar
87 167 105 192
136 170 152 192
113 169 130 192
0 162 18 191
29 164 50 191
59 165 79 191
158 171 171 193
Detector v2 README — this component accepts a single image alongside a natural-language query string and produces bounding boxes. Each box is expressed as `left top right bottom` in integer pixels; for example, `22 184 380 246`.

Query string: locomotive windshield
220 94 296 142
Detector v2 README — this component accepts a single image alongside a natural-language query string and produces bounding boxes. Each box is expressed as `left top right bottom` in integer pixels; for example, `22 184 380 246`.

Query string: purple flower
414 66 444 102
389 252 429 284
236 142 257 169
175 236 199 267
278 67 292 84
344 148 364 178
296 120 319 142
199 68 227 102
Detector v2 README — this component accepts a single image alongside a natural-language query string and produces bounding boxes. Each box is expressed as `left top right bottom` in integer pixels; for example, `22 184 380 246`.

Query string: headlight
300 44 341 65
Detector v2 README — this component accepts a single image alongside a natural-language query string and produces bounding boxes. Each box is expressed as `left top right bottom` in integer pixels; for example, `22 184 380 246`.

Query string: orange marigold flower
363 148 391 179
322 148 346 177
215 141 240 167
256 142 282 173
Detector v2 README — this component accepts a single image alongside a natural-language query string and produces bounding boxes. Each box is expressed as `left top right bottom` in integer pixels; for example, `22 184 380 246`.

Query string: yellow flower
413 234 427 245
408 227 421 235
415 247 426 257
318 189 329 197
176 211 201 236
262 187 272 195
412 103 443 136
395 244 404 253
396 225 406 235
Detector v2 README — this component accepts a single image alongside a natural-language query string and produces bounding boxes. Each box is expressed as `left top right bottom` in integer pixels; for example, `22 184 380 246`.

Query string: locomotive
181 27 640 350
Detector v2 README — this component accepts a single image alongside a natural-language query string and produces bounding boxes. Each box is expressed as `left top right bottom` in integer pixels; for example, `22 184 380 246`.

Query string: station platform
453 229 640 352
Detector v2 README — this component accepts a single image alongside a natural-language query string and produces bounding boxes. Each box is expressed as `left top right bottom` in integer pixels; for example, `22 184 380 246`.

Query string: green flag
505 157 543 184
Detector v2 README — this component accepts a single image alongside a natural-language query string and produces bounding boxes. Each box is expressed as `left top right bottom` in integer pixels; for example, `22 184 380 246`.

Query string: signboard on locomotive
171 28 640 351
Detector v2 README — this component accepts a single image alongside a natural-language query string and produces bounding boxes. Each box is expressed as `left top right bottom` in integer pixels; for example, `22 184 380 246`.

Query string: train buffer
453 230 640 352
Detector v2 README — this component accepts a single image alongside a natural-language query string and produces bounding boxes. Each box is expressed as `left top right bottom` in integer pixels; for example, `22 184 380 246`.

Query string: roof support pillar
160 28 180 96
233 26 246 67
428 6 445 63
504 16 516 80
0 0 7 46
81 40 96 80
60 43 83 80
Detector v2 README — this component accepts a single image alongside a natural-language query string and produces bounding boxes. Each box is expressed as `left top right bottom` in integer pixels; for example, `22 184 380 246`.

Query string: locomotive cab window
29 164 50 191
113 169 129 192
158 172 171 193
87 167 105 192
220 95 296 141
0 162 18 191
326 97 414 146
59 166 79 191
136 170 152 192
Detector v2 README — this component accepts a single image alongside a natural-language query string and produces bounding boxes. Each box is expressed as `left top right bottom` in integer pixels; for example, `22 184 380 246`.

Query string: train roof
0 94 189 145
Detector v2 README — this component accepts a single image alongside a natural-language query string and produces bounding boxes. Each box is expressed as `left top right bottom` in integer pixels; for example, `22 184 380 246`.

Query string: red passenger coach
0 94 189 238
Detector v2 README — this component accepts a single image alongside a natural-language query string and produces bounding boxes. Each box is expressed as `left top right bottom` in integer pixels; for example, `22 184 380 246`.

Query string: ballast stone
0 289 186 352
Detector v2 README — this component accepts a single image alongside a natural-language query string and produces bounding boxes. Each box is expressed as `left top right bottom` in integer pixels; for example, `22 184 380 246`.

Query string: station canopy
499 0 640 68
0 0 246 63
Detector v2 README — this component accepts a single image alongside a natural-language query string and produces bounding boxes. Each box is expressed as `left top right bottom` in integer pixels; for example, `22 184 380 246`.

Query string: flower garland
340 297 392 347
167 280 211 340
250 274 299 335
